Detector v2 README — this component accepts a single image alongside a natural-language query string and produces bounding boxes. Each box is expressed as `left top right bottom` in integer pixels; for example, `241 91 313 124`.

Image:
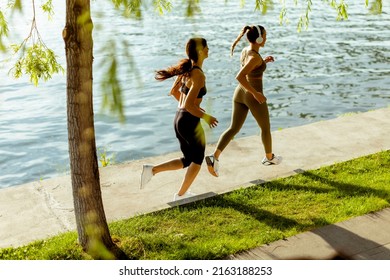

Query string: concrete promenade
0 107 389 259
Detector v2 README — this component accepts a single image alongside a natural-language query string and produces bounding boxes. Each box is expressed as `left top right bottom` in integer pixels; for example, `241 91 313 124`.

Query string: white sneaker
262 154 282 166
173 191 196 201
140 164 154 189
205 155 219 177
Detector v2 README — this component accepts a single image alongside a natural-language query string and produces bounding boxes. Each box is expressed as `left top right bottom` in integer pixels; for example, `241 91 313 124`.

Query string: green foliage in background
98 146 117 167
9 43 63 86
2 0 63 86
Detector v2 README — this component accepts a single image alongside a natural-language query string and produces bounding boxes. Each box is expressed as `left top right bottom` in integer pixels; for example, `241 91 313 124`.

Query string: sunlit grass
1 150 389 260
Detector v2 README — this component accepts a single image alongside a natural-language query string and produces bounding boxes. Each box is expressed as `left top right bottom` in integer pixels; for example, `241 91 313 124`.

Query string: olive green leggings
216 86 272 154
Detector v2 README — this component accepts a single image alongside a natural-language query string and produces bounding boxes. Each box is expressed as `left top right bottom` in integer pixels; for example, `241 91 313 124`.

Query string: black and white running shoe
205 155 219 177
262 154 282 166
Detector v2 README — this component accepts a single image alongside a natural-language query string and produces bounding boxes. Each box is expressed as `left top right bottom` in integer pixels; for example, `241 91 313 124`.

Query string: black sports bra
180 66 207 98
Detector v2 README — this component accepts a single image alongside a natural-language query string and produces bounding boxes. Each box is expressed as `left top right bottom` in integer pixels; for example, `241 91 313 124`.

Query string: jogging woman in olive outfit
140 38 218 200
206 25 281 177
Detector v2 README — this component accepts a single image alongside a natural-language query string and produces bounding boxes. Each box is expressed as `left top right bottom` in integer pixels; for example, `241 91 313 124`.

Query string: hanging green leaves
0 11 9 52
9 43 63 86
5 0 63 86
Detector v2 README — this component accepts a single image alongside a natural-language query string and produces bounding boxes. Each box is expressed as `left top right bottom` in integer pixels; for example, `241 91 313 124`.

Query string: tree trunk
63 0 115 259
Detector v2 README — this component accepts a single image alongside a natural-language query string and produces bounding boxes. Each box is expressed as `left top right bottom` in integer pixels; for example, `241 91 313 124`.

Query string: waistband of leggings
177 108 188 113
176 108 200 119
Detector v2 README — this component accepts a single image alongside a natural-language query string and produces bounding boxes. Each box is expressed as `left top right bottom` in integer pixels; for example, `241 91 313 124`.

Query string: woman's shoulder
241 47 260 57
189 68 205 84
190 66 204 75
242 49 261 64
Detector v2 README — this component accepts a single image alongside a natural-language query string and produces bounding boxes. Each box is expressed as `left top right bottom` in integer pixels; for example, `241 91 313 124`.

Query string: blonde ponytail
230 26 251 56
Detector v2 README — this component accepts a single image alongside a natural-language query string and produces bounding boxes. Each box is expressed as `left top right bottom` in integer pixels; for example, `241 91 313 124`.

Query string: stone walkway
0 107 389 259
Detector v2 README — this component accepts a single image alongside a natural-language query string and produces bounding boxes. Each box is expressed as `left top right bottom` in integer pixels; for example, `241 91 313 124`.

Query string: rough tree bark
62 0 118 259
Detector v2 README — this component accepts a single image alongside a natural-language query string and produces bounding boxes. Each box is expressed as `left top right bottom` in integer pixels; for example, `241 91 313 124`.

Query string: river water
0 1 389 189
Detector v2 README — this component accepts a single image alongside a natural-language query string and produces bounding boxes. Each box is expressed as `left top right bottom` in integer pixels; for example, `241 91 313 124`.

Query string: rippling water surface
0 1 389 189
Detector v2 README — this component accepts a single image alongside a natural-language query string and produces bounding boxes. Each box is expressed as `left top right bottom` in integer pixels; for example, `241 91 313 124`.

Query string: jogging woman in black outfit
140 38 218 201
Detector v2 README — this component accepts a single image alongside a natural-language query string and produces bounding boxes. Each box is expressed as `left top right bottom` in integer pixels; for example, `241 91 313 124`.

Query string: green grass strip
1 150 389 260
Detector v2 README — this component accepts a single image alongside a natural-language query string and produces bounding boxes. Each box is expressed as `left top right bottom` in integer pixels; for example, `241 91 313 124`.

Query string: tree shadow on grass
300 169 389 201
225 168 390 260
161 165 389 260
173 165 389 239
177 192 302 231
256 168 390 203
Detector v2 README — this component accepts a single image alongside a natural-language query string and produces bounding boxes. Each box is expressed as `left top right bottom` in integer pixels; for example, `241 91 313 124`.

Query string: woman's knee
181 155 204 167
181 157 191 168
225 126 241 138
182 144 205 167
192 150 205 165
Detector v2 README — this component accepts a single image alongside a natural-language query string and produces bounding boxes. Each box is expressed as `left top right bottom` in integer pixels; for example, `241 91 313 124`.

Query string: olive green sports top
240 47 266 79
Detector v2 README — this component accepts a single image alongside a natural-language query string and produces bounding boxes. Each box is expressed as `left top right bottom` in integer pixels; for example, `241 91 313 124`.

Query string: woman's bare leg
176 162 201 196
152 158 184 175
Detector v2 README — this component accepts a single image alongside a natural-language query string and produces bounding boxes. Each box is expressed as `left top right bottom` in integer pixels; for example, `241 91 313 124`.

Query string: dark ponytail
231 25 265 56
155 37 207 81
231 26 251 56
155 59 192 81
